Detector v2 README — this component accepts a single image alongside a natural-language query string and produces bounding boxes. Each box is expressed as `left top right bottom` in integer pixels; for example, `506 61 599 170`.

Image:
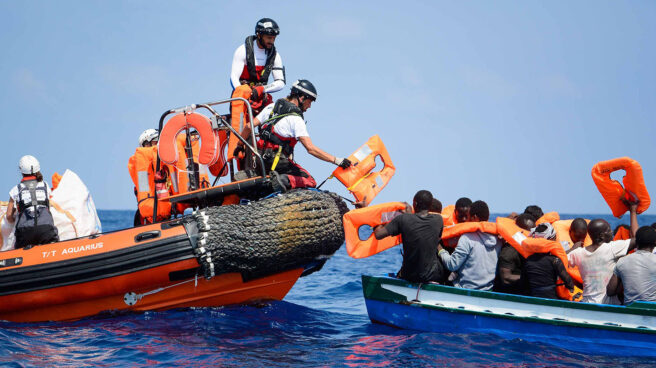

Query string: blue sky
1 1 655 214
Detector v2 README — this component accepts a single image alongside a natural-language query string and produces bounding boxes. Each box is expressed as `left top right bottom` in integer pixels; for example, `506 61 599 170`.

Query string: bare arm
374 225 389 240
6 199 16 224
298 136 336 163
627 200 639 252
606 273 623 297
553 256 574 291
499 267 520 284
239 117 261 144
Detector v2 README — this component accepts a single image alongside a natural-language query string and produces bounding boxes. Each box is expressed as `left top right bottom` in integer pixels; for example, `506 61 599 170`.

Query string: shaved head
588 219 612 243
570 218 588 243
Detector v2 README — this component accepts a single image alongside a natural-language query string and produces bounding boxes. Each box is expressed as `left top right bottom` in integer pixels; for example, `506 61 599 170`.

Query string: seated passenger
374 190 447 284
523 205 544 223
523 223 575 299
607 226 656 304
6 155 59 249
494 213 534 295
566 218 588 253
568 199 639 304
430 198 442 214
454 197 472 223
437 200 500 290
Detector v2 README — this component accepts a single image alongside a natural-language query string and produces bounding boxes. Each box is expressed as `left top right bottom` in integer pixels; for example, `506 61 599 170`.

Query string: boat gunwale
362 275 656 335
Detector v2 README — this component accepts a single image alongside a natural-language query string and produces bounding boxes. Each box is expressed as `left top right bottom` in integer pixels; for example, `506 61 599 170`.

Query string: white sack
50 169 102 241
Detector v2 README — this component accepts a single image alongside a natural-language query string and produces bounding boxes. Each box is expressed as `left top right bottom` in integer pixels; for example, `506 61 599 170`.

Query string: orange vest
228 85 253 161
591 157 651 218
333 135 395 205
536 211 560 224
441 205 456 226
343 202 406 259
497 217 583 301
614 225 631 241
553 219 592 250
442 221 497 248
128 146 173 223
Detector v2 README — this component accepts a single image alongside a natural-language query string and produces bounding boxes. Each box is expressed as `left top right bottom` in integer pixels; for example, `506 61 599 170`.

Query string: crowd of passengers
373 190 656 305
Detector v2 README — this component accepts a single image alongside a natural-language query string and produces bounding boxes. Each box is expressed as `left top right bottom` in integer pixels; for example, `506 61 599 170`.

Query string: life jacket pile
14 178 58 248
591 157 651 218
332 135 395 206
343 202 407 259
257 98 304 162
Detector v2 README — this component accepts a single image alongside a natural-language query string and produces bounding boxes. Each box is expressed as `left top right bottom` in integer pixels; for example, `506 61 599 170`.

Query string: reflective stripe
137 171 150 193
512 232 527 245
380 210 401 223
354 144 373 162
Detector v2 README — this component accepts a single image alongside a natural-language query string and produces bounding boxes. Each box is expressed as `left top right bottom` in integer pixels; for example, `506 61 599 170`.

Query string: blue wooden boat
362 275 656 357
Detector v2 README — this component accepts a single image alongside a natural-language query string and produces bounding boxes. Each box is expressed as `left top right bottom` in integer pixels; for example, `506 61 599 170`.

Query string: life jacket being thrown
332 135 395 205
591 157 650 218
256 98 303 160
128 146 173 223
496 217 583 301
343 202 407 259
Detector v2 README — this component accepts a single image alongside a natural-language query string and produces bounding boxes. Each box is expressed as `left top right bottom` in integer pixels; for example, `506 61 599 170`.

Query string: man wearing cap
607 226 656 304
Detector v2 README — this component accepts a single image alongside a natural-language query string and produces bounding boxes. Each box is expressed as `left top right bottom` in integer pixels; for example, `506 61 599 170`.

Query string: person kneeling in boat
437 200 501 290
239 79 352 191
494 213 534 295
5 155 59 249
606 226 656 304
523 223 576 299
568 198 639 305
373 190 448 284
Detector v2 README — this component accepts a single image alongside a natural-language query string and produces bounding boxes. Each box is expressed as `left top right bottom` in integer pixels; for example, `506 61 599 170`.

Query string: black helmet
255 18 280 36
291 79 317 101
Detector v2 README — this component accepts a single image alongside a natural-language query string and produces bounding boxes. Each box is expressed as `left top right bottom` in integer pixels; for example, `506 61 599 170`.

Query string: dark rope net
192 189 348 280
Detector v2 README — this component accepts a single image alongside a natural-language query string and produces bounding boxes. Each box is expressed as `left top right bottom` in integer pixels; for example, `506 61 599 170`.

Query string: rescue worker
230 18 285 113
129 129 172 225
6 155 59 248
239 79 351 191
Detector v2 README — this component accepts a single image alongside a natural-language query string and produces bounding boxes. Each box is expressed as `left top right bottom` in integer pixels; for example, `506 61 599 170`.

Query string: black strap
244 35 277 84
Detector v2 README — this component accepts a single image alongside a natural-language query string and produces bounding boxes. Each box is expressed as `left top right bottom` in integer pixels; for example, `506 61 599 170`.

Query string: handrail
152 97 266 221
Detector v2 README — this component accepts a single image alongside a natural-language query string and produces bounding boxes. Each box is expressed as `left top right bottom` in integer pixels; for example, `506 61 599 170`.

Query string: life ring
497 217 583 301
333 135 395 205
591 157 650 218
158 113 220 166
343 202 406 259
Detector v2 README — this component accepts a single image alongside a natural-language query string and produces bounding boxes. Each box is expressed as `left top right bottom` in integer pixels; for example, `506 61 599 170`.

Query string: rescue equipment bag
591 157 650 218
497 217 583 301
343 202 407 258
49 169 102 241
128 146 172 223
333 135 395 205
536 211 560 224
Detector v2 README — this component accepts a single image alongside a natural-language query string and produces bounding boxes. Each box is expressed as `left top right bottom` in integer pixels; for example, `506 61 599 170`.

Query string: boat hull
362 275 656 357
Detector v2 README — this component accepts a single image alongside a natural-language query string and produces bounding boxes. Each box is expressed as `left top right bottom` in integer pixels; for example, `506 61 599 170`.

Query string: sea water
0 211 654 367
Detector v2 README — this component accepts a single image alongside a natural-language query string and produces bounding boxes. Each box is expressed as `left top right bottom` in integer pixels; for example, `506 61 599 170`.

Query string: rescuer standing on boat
241 79 351 190
230 18 285 113
5 155 59 248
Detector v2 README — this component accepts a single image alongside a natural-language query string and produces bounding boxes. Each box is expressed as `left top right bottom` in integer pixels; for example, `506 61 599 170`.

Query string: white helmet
19 155 40 175
138 129 159 147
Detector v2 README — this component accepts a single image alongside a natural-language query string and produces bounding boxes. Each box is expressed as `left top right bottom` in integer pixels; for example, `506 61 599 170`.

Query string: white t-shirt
568 239 630 304
230 42 284 93
256 103 309 139
9 181 51 203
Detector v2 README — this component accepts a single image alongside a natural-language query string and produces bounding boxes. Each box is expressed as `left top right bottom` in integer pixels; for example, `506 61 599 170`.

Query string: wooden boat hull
362 275 656 357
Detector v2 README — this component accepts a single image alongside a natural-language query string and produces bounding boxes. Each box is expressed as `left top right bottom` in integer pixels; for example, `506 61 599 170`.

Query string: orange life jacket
591 157 651 218
332 135 395 205
441 221 497 248
343 202 407 259
497 217 583 301
228 85 253 162
441 205 456 226
128 146 172 223
553 219 592 249
51 172 62 191
614 225 631 241
536 211 560 225
158 112 221 167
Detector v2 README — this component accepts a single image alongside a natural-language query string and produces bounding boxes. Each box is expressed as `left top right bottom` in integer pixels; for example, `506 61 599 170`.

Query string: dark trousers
15 224 59 249
264 155 317 189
